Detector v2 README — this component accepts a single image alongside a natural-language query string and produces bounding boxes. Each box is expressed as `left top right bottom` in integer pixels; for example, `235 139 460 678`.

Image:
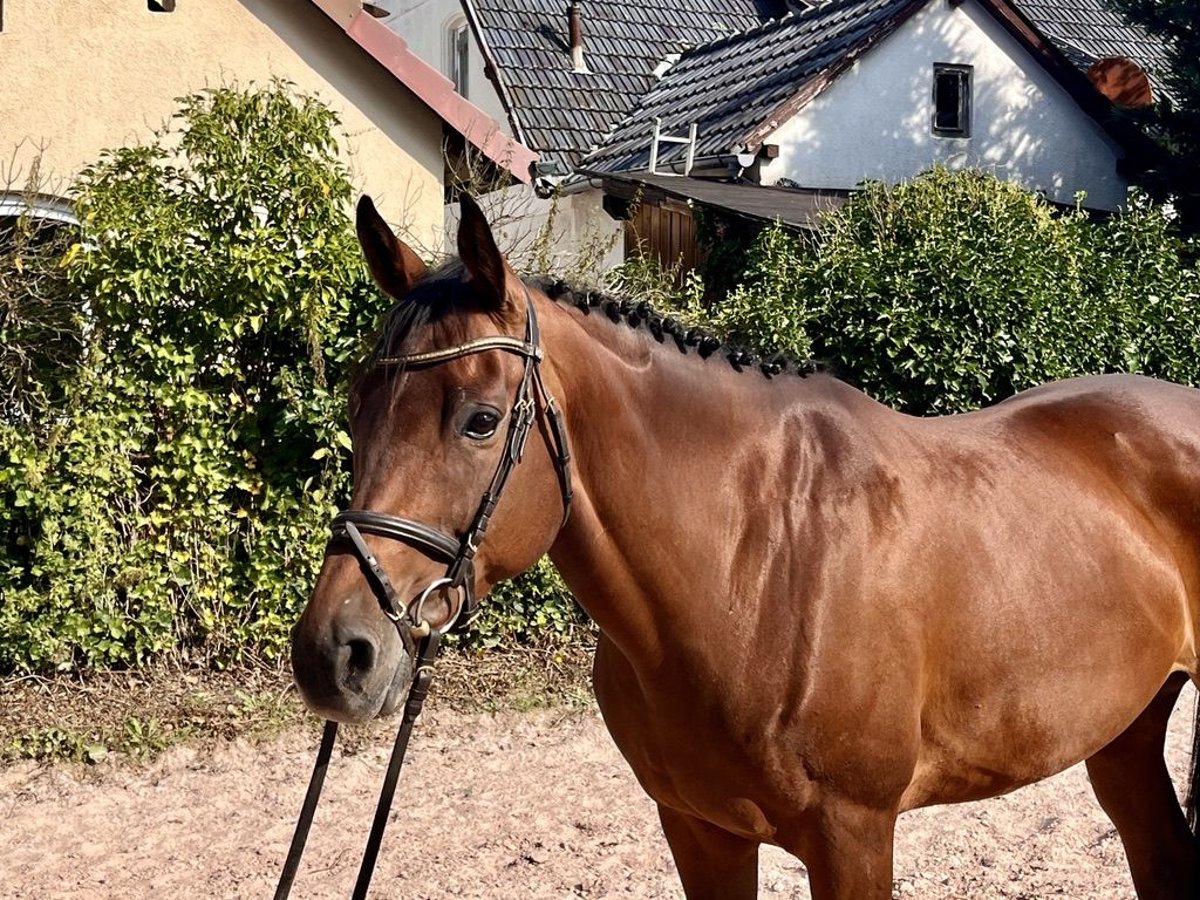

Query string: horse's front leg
783 799 898 900
657 804 760 899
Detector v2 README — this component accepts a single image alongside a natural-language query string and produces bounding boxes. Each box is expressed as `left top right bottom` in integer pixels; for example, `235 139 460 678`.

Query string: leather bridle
276 288 573 900
331 286 572 648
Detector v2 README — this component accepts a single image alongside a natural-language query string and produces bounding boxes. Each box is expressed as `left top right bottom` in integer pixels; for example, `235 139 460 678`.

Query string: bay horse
291 194 1200 898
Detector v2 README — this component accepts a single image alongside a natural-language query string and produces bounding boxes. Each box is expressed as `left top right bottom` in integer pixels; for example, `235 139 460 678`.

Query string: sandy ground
0 694 1194 899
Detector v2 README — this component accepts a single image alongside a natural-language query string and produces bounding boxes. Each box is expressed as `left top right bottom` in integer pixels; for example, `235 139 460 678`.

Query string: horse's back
970 373 1200 533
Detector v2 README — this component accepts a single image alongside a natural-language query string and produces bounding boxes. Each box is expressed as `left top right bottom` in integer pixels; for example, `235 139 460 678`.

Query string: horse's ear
356 195 427 300
457 193 517 314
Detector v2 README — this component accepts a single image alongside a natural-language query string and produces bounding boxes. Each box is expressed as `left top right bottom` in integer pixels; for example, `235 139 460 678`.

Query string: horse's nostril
345 636 377 683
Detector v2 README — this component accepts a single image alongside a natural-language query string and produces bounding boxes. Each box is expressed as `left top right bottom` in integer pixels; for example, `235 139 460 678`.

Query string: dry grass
0 641 595 766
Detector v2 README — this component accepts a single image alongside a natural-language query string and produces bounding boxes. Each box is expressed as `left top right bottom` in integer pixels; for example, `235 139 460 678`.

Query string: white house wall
372 0 511 131
444 185 624 278
761 0 1128 210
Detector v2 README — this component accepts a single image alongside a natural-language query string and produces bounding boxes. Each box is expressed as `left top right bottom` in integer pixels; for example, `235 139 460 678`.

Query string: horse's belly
900 590 1188 809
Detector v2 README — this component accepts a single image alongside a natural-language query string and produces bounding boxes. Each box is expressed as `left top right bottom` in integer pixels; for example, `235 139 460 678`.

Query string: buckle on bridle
511 397 536 462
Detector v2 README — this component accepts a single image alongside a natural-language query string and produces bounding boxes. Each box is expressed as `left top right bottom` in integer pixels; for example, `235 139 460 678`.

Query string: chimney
568 1 587 73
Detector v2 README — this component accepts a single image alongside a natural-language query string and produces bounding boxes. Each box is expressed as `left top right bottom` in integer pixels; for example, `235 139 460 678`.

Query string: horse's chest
591 641 814 839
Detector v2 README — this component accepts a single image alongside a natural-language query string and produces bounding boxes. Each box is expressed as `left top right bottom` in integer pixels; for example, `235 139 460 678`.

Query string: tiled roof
1013 0 1172 100
469 0 1173 180
582 0 919 174
467 0 770 170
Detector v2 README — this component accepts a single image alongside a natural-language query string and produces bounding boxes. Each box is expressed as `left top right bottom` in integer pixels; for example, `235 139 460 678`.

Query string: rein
275 290 571 899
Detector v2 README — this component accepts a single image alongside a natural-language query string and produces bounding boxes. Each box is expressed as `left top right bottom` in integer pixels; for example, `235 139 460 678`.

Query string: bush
703 168 1200 414
0 83 579 673
0 84 376 670
466 558 585 649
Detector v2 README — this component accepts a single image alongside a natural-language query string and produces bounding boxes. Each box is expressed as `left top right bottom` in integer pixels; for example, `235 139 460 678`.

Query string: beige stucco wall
0 0 444 248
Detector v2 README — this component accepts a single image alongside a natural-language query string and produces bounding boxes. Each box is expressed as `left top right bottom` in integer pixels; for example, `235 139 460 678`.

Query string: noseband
276 289 573 900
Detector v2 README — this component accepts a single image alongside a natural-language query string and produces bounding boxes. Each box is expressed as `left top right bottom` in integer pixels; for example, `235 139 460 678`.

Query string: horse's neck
541 300 817 667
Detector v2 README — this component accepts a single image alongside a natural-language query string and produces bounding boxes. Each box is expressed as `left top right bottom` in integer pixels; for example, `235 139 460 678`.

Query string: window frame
932 63 973 139
449 19 470 98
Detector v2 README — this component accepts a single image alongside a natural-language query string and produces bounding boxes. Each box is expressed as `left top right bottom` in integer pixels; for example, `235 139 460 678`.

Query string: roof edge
460 0 529 148
586 170 849 231
0 191 78 226
309 0 537 183
970 0 1155 154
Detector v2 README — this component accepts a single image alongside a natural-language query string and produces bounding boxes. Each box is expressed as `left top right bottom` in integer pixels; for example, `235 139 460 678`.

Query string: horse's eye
463 409 501 440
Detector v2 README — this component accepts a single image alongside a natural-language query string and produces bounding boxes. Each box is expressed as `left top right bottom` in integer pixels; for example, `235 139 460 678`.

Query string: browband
376 335 540 369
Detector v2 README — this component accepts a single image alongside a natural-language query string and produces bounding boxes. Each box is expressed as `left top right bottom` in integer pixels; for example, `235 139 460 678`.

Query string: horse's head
291 195 570 723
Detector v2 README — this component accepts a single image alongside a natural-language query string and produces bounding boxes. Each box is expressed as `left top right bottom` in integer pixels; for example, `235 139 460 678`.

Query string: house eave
973 0 1160 160
585 169 850 231
309 0 538 183
460 0 530 151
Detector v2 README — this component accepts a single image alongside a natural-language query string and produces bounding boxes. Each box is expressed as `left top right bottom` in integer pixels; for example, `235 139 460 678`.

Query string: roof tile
584 0 917 173
471 0 768 170
1015 0 1172 99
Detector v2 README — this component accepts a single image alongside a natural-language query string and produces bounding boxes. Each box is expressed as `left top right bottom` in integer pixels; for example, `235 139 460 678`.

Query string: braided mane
362 264 820 382
528 277 819 380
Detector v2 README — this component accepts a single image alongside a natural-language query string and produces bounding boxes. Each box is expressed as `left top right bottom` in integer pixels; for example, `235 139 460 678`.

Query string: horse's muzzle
291 599 413 723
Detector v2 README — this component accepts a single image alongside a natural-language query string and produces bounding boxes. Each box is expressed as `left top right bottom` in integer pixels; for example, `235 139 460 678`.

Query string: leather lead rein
275 290 571 898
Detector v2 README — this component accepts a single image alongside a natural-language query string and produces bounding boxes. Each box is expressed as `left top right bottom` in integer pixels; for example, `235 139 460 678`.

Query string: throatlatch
274 290 571 899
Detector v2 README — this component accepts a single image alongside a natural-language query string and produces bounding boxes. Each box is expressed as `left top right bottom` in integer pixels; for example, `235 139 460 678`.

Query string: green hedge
0 84 579 673
698 168 1200 415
